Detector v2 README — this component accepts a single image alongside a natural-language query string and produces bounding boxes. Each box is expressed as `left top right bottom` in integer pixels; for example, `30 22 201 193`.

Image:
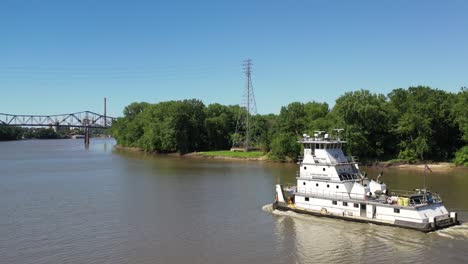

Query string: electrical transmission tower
231 59 258 151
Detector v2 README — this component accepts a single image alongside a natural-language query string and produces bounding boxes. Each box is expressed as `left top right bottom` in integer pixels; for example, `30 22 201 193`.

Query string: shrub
453 146 468 166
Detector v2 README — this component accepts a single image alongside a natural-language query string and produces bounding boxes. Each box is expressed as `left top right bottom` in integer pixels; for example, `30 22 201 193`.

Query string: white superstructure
273 131 459 232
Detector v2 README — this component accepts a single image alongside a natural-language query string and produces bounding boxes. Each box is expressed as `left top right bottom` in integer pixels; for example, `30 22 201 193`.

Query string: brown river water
0 139 467 264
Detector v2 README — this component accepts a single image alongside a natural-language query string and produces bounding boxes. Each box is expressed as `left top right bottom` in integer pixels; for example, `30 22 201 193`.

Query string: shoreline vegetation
0 126 110 141
114 145 463 171
111 86 468 167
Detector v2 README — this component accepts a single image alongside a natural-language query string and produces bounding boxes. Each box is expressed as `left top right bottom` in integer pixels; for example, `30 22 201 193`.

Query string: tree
112 102 150 147
277 102 306 136
204 103 236 150
389 86 460 160
303 101 331 133
452 88 468 142
332 90 393 159
0 126 23 141
269 132 300 161
123 102 150 120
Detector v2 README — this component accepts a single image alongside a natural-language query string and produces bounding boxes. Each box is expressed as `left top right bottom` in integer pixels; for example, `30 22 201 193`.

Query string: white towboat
273 130 459 232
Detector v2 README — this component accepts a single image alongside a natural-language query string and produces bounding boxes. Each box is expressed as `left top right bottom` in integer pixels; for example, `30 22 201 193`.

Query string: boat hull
272 202 459 233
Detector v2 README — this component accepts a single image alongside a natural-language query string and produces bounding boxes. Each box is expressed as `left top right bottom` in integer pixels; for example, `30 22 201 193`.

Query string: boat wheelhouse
273 130 459 232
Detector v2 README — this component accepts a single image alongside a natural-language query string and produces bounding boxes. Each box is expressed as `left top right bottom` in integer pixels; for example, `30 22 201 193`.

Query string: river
0 139 467 264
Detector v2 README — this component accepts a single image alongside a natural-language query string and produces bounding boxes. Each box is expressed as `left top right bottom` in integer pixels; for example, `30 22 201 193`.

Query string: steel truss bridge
0 111 115 128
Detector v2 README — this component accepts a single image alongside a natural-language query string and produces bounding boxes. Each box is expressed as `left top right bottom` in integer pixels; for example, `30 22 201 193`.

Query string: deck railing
389 189 443 204
282 186 442 207
294 189 366 201
297 154 359 166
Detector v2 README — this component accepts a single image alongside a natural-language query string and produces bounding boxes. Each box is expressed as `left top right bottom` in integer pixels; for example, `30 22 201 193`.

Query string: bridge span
0 111 116 145
0 111 115 128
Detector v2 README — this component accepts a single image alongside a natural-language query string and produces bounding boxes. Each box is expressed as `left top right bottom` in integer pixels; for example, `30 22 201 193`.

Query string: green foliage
277 102 306 136
204 103 236 150
332 90 393 159
33 128 61 139
250 114 276 151
112 86 466 163
452 88 468 142
0 126 65 140
0 126 23 140
197 150 264 158
389 86 459 160
453 146 468 166
114 99 208 154
397 148 418 163
269 132 301 161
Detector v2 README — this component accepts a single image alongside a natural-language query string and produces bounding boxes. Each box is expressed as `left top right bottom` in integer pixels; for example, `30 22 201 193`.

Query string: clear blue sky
1 0 467 117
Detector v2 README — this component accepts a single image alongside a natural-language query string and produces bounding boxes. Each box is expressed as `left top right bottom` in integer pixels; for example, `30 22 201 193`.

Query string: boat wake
435 222 468 240
262 204 308 219
262 203 341 223
262 204 274 213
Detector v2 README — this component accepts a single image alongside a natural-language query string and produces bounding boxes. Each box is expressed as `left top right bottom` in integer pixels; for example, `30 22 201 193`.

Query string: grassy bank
193 150 266 160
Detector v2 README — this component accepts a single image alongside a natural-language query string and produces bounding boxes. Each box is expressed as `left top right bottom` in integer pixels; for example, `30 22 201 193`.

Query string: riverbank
186 150 267 161
114 145 269 160
114 145 466 170
374 161 461 172
114 145 268 161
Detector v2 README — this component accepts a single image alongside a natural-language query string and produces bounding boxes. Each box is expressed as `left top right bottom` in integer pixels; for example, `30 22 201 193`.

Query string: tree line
91 86 466 165
0 127 69 140
0 127 104 140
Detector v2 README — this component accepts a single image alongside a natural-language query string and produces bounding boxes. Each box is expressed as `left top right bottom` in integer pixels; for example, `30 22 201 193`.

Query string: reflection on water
0 139 467 264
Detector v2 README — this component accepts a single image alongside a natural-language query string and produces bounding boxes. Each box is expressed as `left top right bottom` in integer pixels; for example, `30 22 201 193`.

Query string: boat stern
429 211 459 230
416 204 460 232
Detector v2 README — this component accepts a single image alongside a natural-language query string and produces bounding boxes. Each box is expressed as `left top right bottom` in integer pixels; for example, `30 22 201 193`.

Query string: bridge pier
84 126 90 145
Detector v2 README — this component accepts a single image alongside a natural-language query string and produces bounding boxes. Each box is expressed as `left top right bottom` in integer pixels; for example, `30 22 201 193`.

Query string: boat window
339 175 343 181
304 166 307 170
316 183 319 187
336 185 339 189
323 168 326 171
305 197 309 201
332 201 337 205
303 182 306 185
315 144 319 149
327 184 330 188
340 173 355 181
354 204 359 208
343 202 348 206
394 208 400 214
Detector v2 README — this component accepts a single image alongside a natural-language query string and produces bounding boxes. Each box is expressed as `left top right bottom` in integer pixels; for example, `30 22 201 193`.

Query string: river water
0 139 467 264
